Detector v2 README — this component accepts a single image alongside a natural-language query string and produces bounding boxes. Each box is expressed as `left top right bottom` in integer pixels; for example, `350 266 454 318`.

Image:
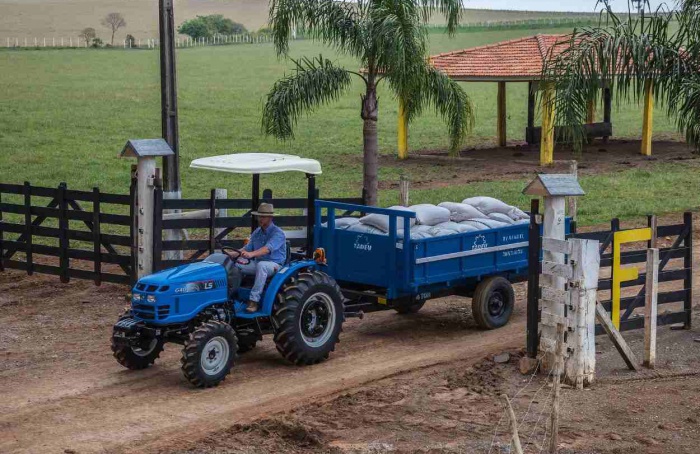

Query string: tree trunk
111 29 116 46
361 84 379 206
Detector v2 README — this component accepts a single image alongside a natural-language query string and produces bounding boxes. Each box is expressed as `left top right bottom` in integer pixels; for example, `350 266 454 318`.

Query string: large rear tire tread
273 271 344 366
181 321 238 388
472 276 515 330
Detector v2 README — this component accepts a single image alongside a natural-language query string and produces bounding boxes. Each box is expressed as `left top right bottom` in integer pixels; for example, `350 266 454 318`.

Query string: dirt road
0 270 527 454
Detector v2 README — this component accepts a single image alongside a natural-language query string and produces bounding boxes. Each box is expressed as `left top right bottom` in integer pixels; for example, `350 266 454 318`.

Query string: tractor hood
138 261 224 287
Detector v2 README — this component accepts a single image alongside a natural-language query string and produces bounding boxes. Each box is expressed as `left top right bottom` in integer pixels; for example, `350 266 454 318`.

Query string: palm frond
542 1 698 151
416 0 462 34
269 0 364 57
262 56 352 139
403 65 474 155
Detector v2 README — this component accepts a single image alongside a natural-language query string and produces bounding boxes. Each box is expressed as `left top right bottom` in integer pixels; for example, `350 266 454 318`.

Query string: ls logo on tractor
175 280 216 294
472 234 488 250
353 234 372 252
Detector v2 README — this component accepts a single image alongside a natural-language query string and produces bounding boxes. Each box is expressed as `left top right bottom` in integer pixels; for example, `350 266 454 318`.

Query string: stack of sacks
462 196 529 222
438 201 508 229
321 217 360 230
358 205 416 234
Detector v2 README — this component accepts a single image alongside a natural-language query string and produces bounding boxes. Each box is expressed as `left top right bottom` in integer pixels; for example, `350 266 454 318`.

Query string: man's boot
245 300 259 313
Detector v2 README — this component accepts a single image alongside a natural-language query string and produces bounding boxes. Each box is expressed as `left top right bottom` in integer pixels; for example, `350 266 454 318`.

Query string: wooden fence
153 188 363 271
526 200 693 356
0 181 135 285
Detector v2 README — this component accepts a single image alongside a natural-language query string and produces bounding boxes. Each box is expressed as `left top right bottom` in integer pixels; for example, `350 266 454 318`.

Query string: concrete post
136 157 157 277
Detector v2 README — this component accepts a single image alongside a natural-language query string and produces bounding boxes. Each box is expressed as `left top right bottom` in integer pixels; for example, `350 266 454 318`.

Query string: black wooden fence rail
526 200 693 357
0 181 135 285
154 187 363 271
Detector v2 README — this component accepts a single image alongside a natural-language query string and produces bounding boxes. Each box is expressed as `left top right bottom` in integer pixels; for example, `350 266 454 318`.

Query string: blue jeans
236 260 280 303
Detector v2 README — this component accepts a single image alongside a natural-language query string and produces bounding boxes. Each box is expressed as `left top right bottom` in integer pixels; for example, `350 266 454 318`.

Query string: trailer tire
394 301 426 314
236 333 259 354
472 276 514 329
111 316 164 370
273 271 344 366
181 321 238 388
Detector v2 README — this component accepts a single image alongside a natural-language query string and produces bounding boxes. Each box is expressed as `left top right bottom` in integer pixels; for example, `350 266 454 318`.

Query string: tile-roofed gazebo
396 34 618 165
429 34 569 82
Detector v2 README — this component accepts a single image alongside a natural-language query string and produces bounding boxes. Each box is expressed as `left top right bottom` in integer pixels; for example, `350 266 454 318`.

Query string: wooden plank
540 285 569 304
540 311 569 328
542 237 572 255
92 187 102 286
550 323 565 454
58 183 69 283
644 248 659 368
501 394 523 454
595 301 640 371
23 182 33 275
541 260 573 280
683 212 693 329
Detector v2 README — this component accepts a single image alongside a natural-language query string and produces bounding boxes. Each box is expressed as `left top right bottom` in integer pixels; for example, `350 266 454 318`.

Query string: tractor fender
261 260 318 314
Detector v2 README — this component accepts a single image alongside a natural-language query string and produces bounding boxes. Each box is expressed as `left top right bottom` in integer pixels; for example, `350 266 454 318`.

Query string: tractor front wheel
273 271 344 365
472 276 515 330
181 321 238 388
111 321 164 370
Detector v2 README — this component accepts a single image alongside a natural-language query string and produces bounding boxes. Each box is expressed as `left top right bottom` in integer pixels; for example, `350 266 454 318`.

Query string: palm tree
541 0 700 151
263 0 473 205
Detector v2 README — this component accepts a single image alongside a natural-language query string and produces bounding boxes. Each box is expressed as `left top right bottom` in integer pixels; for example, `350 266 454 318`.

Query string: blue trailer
111 154 542 388
315 201 531 328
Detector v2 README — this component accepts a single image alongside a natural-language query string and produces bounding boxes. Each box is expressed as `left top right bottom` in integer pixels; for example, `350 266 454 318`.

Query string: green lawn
0 27 695 226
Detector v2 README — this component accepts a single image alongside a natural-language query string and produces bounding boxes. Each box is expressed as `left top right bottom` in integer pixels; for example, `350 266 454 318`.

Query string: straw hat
251 202 276 217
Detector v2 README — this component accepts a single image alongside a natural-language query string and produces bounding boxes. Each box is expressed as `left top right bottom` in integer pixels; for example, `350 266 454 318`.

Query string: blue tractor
111 154 345 387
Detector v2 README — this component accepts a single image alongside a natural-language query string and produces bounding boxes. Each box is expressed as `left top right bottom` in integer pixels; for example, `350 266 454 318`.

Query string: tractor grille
133 303 171 321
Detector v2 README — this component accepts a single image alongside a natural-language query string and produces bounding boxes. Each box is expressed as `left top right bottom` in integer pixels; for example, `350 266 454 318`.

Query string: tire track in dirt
0 291 525 454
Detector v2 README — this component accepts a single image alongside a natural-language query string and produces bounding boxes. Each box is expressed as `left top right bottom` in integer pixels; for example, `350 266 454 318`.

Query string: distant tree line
178 15 247 40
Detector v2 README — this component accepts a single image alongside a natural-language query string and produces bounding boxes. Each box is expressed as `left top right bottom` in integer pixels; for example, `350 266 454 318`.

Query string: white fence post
644 247 660 368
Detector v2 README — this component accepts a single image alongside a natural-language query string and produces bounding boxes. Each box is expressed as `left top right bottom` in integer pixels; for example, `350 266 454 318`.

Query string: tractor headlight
132 293 142 302
146 295 157 303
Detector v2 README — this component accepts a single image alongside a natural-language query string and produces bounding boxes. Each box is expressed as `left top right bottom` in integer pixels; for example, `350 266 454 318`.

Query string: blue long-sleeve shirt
244 222 287 265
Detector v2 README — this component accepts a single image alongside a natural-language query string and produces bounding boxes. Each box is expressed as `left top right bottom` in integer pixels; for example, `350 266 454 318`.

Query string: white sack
359 205 415 232
409 204 451 226
476 218 510 229
322 217 360 229
347 223 386 235
435 221 475 233
438 202 488 222
488 213 515 224
459 220 491 231
462 196 528 221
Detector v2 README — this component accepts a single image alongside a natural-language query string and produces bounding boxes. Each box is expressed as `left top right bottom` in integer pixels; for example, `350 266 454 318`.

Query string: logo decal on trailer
354 234 372 252
472 234 488 250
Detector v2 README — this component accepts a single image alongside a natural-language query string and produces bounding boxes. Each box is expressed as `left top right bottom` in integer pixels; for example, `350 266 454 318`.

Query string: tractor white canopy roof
190 153 322 175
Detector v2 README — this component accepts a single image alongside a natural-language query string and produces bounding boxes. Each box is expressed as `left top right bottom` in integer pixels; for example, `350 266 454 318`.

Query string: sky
464 1 674 12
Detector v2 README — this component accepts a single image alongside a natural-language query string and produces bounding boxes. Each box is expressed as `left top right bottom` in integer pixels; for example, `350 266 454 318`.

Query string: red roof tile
430 34 571 81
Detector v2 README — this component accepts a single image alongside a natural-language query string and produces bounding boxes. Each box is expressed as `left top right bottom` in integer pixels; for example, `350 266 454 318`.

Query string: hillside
0 1 603 43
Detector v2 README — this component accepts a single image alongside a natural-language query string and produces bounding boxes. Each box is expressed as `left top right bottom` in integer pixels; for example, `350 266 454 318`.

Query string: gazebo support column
586 98 596 124
497 81 507 147
641 80 653 156
526 81 536 144
397 99 408 159
603 87 612 143
540 83 555 166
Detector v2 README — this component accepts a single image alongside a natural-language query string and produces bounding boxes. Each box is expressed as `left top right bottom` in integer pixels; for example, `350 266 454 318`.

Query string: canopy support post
306 174 316 257
397 99 408 159
497 81 507 147
540 83 555 166
642 81 654 156
251 174 260 233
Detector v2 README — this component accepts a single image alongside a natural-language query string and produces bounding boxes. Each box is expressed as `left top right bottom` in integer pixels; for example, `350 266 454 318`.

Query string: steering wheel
221 247 250 265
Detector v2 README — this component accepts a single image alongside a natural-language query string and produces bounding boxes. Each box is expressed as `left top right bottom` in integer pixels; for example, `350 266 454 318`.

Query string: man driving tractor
224 202 286 313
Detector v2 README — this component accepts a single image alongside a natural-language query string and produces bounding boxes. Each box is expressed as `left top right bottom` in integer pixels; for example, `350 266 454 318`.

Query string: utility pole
159 0 180 197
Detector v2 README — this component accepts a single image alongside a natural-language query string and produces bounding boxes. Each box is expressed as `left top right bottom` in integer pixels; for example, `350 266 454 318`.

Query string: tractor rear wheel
181 321 238 388
273 271 344 365
472 276 514 330
111 317 164 370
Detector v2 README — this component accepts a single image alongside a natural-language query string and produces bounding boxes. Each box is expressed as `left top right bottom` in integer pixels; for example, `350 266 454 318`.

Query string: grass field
0 26 695 225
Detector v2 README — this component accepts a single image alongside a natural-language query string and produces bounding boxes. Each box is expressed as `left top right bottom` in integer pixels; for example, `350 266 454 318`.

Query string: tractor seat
204 253 242 298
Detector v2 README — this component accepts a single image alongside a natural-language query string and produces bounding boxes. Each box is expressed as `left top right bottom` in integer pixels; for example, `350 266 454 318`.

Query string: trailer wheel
181 321 238 388
111 317 164 370
236 332 259 354
273 271 344 365
472 276 514 329
394 301 426 314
